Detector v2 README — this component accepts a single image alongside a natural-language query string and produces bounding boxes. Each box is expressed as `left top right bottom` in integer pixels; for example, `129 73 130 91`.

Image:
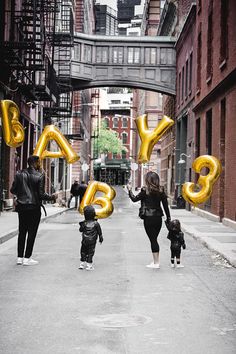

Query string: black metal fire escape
0 0 58 102
44 0 74 133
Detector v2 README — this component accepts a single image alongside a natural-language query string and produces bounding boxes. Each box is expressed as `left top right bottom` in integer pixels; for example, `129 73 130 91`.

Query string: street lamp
178 153 191 164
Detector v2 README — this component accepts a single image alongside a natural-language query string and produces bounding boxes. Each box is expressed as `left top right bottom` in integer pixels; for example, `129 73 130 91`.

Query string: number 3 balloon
181 155 222 206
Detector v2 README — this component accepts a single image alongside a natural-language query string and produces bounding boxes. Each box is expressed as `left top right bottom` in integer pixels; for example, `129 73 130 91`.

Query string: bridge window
145 48 156 65
128 47 140 64
84 45 92 63
113 47 123 63
96 46 109 63
122 132 128 144
122 117 128 128
113 117 119 128
74 44 80 60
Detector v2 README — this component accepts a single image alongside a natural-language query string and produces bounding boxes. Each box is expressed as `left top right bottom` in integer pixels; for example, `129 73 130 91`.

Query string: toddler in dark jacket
79 205 103 271
166 219 186 268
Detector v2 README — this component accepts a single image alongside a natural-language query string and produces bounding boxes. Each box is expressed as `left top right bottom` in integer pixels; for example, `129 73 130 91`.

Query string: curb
0 208 70 245
181 225 236 268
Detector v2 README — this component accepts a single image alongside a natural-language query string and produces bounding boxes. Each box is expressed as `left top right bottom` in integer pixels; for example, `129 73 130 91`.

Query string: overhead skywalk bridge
69 33 176 95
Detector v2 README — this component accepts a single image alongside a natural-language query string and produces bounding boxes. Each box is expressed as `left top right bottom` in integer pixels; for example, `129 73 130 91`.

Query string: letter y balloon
135 114 174 164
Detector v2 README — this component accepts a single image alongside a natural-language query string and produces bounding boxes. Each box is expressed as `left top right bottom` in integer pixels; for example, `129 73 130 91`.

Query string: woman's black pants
143 216 162 252
17 208 41 258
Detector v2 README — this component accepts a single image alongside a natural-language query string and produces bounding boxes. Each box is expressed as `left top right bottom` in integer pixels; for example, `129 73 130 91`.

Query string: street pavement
1 188 236 267
0 187 236 354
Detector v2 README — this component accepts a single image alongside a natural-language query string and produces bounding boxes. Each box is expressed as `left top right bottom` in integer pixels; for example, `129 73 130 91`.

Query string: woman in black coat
127 171 171 269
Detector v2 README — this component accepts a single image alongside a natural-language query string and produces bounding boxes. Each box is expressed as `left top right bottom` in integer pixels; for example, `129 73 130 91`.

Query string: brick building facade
192 0 236 223
94 109 131 185
160 0 236 225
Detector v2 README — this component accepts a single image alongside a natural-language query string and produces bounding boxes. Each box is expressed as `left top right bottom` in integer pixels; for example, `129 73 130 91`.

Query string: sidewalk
1 197 236 267
0 204 70 245
170 208 236 268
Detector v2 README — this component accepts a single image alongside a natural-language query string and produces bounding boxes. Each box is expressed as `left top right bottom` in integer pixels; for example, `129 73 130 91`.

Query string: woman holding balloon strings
127 171 171 269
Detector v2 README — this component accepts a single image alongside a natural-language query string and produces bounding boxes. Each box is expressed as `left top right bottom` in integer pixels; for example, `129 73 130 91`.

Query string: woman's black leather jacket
128 187 170 219
10 167 54 209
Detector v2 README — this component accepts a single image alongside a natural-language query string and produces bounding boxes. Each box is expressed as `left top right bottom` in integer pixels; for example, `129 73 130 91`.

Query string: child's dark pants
80 242 96 263
171 247 181 259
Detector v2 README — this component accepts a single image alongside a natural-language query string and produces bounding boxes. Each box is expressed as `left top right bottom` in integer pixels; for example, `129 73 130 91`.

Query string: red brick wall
101 112 131 159
193 0 236 220
224 88 236 220
195 0 236 105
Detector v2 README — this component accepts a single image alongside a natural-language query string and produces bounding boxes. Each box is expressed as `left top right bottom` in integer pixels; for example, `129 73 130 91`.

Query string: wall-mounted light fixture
178 153 190 164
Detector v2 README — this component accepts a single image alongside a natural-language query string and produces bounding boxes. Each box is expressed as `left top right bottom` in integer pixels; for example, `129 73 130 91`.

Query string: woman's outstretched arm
127 187 145 202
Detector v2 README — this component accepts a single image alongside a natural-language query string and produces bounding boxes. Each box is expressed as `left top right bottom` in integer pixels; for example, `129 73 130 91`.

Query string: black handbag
138 204 146 219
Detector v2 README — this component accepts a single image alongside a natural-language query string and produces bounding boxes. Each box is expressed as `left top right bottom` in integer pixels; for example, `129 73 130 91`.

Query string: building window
197 27 202 91
206 8 213 80
103 117 109 128
220 0 229 65
111 100 121 105
197 0 202 13
122 150 126 159
122 132 128 144
181 67 184 102
113 117 119 128
128 47 140 64
178 71 181 106
113 47 123 64
185 59 189 98
195 118 201 158
219 98 226 219
96 46 108 63
122 117 128 128
206 109 212 155
189 52 193 93
113 152 118 159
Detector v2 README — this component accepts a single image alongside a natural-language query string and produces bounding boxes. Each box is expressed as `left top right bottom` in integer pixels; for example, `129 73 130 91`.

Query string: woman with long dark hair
127 171 171 268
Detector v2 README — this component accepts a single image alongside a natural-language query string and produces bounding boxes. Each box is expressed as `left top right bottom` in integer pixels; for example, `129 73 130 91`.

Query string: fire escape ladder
48 0 74 133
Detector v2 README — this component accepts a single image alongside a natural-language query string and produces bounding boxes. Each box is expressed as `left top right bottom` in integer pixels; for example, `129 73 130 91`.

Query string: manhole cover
82 314 152 328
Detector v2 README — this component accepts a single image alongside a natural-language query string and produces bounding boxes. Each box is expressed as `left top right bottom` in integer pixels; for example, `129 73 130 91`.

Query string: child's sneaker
17 257 23 265
79 262 86 270
176 264 184 268
171 263 175 268
86 263 94 271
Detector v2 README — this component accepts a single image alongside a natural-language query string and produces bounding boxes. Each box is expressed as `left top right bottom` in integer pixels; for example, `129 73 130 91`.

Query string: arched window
113 117 119 128
122 117 128 128
122 132 128 144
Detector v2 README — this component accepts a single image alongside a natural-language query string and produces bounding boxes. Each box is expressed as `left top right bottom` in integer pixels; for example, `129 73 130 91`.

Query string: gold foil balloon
182 155 222 206
79 181 116 219
33 124 79 163
0 100 25 147
135 114 174 164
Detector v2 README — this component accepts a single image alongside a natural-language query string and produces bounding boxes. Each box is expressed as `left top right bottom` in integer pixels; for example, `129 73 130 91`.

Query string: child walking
166 219 186 268
79 205 103 271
